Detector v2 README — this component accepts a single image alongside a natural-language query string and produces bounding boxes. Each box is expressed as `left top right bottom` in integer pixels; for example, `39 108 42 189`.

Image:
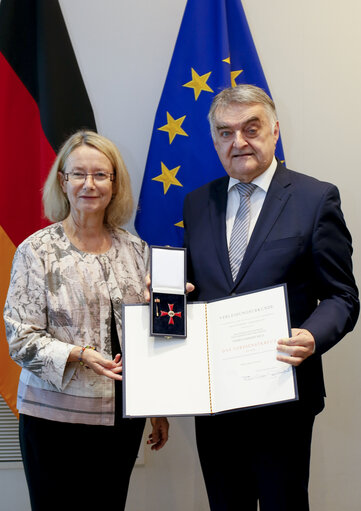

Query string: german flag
0 0 96 416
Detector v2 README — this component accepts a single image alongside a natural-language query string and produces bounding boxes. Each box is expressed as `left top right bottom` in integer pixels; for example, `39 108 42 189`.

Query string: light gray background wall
1 1 361 509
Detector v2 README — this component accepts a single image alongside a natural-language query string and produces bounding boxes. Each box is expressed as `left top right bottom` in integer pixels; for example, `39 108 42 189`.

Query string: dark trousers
19 413 145 511
195 402 316 511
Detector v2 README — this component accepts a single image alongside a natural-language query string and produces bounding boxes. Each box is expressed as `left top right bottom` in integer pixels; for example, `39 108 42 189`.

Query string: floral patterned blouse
4 222 149 425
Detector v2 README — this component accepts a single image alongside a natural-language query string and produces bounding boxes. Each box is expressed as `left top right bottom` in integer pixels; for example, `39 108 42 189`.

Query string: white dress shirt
226 157 277 247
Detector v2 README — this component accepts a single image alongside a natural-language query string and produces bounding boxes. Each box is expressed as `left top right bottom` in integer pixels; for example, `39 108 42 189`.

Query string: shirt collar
227 157 277 193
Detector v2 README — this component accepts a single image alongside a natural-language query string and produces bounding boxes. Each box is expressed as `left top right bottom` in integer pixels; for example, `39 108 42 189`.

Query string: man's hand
144 273 195 302
147 417 169 450
277 328 315 366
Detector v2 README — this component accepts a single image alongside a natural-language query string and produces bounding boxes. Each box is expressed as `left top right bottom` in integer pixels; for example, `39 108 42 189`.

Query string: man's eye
220 131 231 138
246 127 258 136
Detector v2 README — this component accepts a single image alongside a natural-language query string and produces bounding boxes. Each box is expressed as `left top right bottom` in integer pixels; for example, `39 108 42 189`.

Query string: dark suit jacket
183 162 359 412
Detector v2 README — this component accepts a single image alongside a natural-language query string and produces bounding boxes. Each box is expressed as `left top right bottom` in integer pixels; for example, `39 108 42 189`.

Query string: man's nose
233 131 247 148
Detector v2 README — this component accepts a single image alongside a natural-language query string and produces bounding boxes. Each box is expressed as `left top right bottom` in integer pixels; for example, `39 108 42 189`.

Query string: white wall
1 1 361 509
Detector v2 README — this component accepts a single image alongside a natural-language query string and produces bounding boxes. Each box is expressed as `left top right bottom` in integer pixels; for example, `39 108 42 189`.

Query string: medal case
150 246 187 338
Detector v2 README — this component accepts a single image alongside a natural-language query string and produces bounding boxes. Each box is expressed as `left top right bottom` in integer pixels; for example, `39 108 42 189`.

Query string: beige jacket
4 222 148 425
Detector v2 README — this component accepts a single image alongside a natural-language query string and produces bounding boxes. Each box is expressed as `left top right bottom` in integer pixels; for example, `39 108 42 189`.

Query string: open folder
122 284 298 417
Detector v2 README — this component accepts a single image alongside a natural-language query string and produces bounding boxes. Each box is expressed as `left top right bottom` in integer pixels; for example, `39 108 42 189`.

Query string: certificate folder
122 284 298 418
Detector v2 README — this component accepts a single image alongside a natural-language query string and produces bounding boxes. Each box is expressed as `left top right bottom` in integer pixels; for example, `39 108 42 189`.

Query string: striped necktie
229 182 257 281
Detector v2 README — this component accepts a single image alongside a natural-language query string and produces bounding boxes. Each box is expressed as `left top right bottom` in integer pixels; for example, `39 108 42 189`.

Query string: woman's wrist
78 345 96 365
68 345 96 364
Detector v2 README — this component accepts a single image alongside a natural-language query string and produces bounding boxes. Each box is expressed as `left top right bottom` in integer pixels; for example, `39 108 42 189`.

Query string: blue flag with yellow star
135 0 284 247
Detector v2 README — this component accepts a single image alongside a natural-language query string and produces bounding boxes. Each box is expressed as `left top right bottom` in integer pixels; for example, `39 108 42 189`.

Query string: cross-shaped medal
160 303 182 325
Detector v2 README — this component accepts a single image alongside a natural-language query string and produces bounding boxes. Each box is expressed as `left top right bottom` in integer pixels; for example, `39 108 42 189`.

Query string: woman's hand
147 417 169 450
69 347 123 380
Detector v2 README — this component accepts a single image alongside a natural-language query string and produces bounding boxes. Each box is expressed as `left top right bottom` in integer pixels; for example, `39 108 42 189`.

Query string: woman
4 131 169 511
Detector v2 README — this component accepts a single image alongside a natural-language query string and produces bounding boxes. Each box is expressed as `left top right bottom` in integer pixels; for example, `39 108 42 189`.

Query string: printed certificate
122 284 297 417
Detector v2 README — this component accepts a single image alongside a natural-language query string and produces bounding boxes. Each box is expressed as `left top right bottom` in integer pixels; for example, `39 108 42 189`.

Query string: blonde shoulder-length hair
43 130 133 228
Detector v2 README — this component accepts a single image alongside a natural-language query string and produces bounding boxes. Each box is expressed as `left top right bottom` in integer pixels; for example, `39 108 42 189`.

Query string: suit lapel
232 165 292 288
208 177 234 287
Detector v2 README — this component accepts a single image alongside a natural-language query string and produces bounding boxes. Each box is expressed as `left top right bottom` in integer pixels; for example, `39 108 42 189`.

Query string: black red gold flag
0 0 97 415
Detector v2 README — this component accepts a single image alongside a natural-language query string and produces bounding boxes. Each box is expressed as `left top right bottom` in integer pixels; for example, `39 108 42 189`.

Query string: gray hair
43 131 133 228
208 84 278 139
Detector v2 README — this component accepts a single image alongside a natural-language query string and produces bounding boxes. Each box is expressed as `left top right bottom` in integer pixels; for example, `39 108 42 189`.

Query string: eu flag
135 0 285 247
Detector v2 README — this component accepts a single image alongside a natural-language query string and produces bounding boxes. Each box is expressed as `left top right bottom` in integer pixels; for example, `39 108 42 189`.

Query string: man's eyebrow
216 116 261 131
243 116 261 125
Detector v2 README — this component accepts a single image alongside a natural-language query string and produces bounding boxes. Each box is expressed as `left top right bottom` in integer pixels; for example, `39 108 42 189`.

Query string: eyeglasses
64 171 115 183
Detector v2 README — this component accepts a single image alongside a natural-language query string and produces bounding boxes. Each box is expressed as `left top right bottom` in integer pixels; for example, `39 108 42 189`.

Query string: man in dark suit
183 84 359 511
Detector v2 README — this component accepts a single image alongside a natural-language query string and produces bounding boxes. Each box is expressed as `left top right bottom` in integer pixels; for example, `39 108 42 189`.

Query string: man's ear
273 121 280 144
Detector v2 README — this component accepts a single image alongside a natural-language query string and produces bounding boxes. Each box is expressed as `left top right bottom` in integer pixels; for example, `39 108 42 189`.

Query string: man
183 84 359 510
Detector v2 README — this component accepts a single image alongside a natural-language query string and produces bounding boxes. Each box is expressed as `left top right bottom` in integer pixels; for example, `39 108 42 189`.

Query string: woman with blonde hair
4 130 168 511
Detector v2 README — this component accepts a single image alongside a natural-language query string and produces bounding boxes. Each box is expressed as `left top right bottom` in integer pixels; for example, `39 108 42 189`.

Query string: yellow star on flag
230 69 243 87
158 112 188 144
174 220 184 228
222 57 243 87
183 68 214 100
152 162 183 194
